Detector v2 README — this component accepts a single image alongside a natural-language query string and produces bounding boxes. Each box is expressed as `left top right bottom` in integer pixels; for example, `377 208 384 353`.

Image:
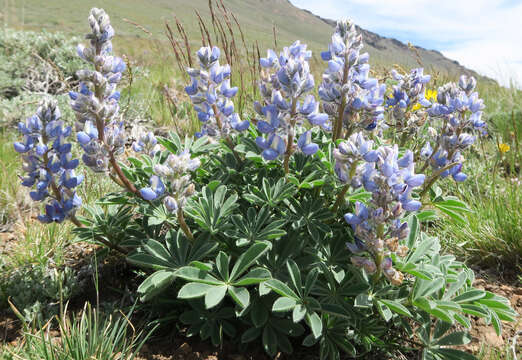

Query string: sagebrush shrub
12 8 517 360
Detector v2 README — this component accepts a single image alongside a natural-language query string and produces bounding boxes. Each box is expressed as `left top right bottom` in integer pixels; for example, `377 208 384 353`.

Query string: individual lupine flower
343 144 425 285
69 8 126 172
139 150 200 213
422 75 485 184
319 20 386 136
255 41 328 161
131 127 161 157
185 46 249 139
333 132 379 185
14 100 83 223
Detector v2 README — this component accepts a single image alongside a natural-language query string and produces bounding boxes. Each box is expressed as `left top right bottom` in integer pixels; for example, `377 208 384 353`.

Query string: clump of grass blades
3 302 152 360
437 153 521 269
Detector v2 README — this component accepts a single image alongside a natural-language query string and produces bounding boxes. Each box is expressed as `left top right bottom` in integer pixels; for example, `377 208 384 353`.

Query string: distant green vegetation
7 0 481 76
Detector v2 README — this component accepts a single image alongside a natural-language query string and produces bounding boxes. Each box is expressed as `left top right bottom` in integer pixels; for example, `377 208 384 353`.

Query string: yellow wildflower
425 89 437 101
498 143 510 153
412 103 422 111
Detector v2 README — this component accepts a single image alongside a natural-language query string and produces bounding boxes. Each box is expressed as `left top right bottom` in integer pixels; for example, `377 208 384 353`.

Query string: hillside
6 0 477 76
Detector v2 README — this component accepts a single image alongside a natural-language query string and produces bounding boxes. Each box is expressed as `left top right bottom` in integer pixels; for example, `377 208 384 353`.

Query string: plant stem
419 161 460 199
283 98 298 176
109 154 139 195
177 208 194 240
211 104 242 164
371 223 385 284
332 184 350 213
332 160 358 212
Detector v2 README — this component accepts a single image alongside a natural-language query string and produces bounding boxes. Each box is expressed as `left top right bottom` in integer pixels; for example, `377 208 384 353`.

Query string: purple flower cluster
185 46 249 138
319 20 386 132
255 41 329 160
387 68 431 113
333 132 378 185
69 8 126 172
343 142 425 284
140 150 200 213
132 127 161 157
422 75 485 182
14 100 83 223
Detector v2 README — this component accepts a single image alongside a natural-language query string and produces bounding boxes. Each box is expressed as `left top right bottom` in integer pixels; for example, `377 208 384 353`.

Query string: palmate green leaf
286 260 303 297
490 309 502 336
241 327 262 343
320 303 352 320
175 266 223 285
127 252 172 270
263 326 278 357
378 299 412 317
233 267 271 286
399 262 434 280
293 304 306 323
452 290 486 303
143 239 171 262
306 312 323 339
454 313 471 328
434 331 472 346
215 251 230 282
416 210 438 222
185 185 238 234
431 348 477 360
407 236 438 264
243 178 297 207
375 300 393 322
205 285 228 309
460 304 490 318
137 270 177 302
413 277 445 299
434 319 453 339
228 286 250 308
407 214 419 249
272 297 297 312
229 242 270 281
265 279 299 299
228 206 286 246
178 282 214 299
433 197 472 225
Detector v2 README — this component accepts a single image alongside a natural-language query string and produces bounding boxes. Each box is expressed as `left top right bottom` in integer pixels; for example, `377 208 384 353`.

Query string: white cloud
290 0 522 86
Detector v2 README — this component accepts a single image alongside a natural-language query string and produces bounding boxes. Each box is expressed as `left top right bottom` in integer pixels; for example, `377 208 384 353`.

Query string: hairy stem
332 184 350 213
283 98 298 176
371 223 385 284
109 154 139 195
177 208 194 240
211 104 242 164
419 161 460 199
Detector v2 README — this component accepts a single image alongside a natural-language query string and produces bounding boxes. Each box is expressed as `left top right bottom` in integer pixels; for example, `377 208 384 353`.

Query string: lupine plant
13 9 517 360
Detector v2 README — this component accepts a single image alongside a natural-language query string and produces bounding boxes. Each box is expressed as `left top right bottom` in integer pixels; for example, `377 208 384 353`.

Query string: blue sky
290 0 522 86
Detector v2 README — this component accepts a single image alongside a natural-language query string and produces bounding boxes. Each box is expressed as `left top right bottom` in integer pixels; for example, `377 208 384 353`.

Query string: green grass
0 302 151 360
435 142 521 269
0 130 22 226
